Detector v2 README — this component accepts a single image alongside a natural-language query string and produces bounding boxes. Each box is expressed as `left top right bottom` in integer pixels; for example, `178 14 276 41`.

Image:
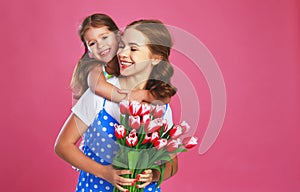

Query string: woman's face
84 26 119 63
118 27 154 77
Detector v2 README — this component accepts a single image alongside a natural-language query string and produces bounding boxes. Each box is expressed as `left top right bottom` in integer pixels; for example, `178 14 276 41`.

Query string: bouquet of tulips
113 100 198 192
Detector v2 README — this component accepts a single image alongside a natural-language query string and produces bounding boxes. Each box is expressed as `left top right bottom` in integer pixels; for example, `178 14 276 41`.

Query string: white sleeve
71 88 103 126
164 104 173 128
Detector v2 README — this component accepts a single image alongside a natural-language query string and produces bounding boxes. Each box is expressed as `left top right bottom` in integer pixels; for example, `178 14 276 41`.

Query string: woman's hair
70 13 120 100
126 20 177 99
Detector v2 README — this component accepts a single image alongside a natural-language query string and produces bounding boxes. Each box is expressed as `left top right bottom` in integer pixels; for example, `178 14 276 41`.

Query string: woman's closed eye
130 46 138 51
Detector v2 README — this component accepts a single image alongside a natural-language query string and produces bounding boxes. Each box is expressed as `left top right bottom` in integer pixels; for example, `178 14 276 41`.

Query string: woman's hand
101 165 135 192
135 169 160 189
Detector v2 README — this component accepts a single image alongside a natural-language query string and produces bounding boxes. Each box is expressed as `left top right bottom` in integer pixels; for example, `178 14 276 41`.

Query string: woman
55 19 177 192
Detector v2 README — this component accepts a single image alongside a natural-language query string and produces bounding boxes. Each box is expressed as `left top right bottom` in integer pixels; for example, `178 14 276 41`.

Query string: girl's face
84 26 119 63
118 28 155 77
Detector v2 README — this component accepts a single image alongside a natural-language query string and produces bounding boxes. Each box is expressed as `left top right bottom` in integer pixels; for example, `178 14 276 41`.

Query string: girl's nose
97 41 104 49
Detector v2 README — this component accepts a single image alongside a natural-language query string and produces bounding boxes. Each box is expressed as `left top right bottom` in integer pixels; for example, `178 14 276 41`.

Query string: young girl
55 19 178 192
70 13 166 104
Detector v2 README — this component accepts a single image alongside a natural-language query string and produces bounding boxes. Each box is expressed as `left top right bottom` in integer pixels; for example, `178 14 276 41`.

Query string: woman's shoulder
71 88 104 126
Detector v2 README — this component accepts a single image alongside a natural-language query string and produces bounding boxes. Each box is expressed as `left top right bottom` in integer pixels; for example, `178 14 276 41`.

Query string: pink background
1 0 299 191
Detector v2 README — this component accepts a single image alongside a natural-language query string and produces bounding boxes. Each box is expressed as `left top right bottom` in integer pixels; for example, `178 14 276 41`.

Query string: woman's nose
118 47 130 58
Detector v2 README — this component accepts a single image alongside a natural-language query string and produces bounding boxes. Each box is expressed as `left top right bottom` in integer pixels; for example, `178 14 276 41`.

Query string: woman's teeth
121 61 132 66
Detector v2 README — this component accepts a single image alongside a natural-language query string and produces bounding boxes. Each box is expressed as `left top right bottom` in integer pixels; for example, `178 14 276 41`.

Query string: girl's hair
70 13 120 99
78 13 119 52
70 57 100 100
126 20 177 99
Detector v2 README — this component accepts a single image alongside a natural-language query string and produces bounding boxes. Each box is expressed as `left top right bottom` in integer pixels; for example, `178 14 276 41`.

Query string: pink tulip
180 121 191 133
141 114 151 127
147 118 163 133
154 139 168 150
125 130 138 147
166 139 182 152
114 124 126 139
140 103 151 116
142 133 151 144
183 136 198 149
120 100 130 114
162 119 168 132
129 116 141 130
153 105 166 118
129 100 142 116
169 125 185 139
150 132 160 143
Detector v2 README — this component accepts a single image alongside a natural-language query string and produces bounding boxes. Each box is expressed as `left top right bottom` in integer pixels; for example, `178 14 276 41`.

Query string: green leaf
113 158 128 169
170 148 188 154
157 163 166 187
158 155 172 162
161 125 173 139
148 148 168 165
136 150 149 169
128 150 139 171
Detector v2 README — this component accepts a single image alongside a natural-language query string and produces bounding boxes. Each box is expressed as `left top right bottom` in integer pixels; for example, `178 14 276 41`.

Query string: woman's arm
87 65 127 102
54 113 135 191
161 154 178 180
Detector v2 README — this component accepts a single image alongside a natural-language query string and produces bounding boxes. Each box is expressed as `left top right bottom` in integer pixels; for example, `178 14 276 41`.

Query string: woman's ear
151 55 163 66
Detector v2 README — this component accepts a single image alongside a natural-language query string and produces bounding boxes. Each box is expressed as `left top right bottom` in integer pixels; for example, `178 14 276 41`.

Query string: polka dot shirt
75 100 160 192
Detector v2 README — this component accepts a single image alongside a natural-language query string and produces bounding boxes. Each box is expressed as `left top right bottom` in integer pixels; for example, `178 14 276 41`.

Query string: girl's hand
118 89 171 104
102 165 135 192
118 89 147 102
135 169 160 189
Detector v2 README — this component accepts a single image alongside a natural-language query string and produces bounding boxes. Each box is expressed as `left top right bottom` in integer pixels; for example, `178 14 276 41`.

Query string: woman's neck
118 74 150 90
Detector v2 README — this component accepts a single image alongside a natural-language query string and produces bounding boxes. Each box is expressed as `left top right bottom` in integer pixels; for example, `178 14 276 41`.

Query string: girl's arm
89 65 171 103
87 65 127 102
130 89 171 104
118 89 171 104
54 113 135 191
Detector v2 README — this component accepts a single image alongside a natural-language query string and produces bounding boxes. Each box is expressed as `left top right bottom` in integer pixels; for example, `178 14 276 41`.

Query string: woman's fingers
115 169 135 186
116 176 135 186
115 169 131 175
138 169 153 181
136 182 151 189
114 169 156 189
115 183 129 192
135 169 153 188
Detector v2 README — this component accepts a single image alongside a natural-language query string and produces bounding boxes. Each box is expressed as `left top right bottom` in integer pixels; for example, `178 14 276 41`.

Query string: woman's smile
120 60 134 69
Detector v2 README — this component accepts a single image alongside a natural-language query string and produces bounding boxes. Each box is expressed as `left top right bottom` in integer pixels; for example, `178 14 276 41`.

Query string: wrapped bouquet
113 100 198 192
